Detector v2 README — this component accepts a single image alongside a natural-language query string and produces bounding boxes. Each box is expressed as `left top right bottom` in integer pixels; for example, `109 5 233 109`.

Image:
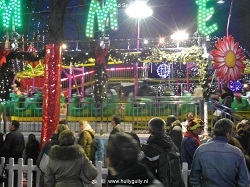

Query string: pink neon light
61 67 142 82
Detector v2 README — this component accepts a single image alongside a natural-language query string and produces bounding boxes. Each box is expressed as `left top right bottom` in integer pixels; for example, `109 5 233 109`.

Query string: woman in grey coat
44 130 98 187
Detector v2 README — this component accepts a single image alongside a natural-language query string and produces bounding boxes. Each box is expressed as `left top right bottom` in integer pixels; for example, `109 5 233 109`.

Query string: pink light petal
211 50 225 57
217 66 228 77
214 44 225 54
236 47 243 53
227 68 235 81
233 42 239 53
220 40 228 53
236 62 246 72
213 56 225 63
225 37 230 51
233 66 241 77
236 56 246 64
214 62 225 69
228 36 235 51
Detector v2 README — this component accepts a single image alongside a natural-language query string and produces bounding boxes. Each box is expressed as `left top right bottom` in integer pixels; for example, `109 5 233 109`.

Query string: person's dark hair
12 120 20 129
59 119 68 125
106 132 140 171
126 132 141 149
59 130 76 146
148 117 166 135
28 133 36 143
213 118 233 137
222 87 230 93
166 115 177 126
112 115 121 125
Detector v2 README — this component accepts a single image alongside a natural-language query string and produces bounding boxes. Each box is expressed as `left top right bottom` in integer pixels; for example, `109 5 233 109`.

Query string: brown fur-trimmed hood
49 144 85 160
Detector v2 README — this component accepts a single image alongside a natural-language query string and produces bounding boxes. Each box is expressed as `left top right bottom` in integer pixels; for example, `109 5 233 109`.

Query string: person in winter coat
1 120 25 187
77 120 96 163
25 133 40 164
141 117 184 187
36 123 69 187
1 120 25 162
235 119 250 157
24 133 40 185
167 115 183 155
106 132 163 187
110 115 123 135
181 118 204 169
45 129 98 187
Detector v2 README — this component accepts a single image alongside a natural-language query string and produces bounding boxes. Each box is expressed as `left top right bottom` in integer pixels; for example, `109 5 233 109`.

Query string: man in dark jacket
1 120 25 163
142 117 184 187
1 120 25 187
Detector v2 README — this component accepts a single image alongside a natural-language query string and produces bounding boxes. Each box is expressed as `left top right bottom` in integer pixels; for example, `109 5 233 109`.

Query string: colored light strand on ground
0 0 21 28
86 0 118 38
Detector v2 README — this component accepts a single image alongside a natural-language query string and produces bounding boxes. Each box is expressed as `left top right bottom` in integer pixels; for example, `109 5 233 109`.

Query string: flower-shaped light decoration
211 35 246 82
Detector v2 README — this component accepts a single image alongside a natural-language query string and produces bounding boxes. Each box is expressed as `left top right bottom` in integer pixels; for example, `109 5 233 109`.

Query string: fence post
27 159 34 187
8 158 14 187
17 158 24 187
0 157 5 187
96 161 102 187
182 162 188 187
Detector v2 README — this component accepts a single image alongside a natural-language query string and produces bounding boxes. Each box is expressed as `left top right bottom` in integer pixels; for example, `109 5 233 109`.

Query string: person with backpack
77 120 96 163
141 117 185 187
106 132 163 187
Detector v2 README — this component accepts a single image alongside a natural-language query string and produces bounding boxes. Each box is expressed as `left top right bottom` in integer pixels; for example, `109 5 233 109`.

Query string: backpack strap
146 143 164 153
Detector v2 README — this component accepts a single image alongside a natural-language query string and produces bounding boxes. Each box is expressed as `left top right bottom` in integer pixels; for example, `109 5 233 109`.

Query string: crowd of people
0 110 249 186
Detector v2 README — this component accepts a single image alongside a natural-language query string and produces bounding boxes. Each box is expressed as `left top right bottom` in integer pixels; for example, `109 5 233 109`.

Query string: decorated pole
40 0 69 148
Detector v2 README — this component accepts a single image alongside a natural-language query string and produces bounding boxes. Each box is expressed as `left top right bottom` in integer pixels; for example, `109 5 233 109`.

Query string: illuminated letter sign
196 0 217 36
0 0 21 28
86 0 118 38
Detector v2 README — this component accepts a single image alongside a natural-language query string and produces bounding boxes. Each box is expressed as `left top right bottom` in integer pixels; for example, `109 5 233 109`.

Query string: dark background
1 0 250 52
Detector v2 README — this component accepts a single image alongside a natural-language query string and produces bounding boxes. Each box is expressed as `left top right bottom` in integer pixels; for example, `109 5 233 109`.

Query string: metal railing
0 96 204 133
208 99 250 126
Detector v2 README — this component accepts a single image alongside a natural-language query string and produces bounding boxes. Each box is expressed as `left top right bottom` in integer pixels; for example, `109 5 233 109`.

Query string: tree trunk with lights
40 0 69 148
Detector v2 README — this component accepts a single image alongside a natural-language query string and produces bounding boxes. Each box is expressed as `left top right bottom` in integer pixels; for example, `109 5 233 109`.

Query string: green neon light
0 0 21 28
196 0 217 36
86 0 118 38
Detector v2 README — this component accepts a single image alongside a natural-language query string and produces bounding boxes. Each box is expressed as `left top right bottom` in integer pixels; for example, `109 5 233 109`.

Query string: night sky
7 0 250 52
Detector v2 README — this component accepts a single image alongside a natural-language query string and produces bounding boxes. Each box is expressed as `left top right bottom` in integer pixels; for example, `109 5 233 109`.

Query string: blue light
156 64 170 78
230 80 243 92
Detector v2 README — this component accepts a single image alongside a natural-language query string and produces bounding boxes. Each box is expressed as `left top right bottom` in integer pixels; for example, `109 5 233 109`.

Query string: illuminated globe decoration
0 0 21 28
157 64 170 78
196 0 217 36
230 80 243 92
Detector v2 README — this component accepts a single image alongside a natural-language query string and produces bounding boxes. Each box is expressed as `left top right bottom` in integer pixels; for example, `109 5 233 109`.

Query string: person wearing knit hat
181 118 204 169
77 120 96 163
